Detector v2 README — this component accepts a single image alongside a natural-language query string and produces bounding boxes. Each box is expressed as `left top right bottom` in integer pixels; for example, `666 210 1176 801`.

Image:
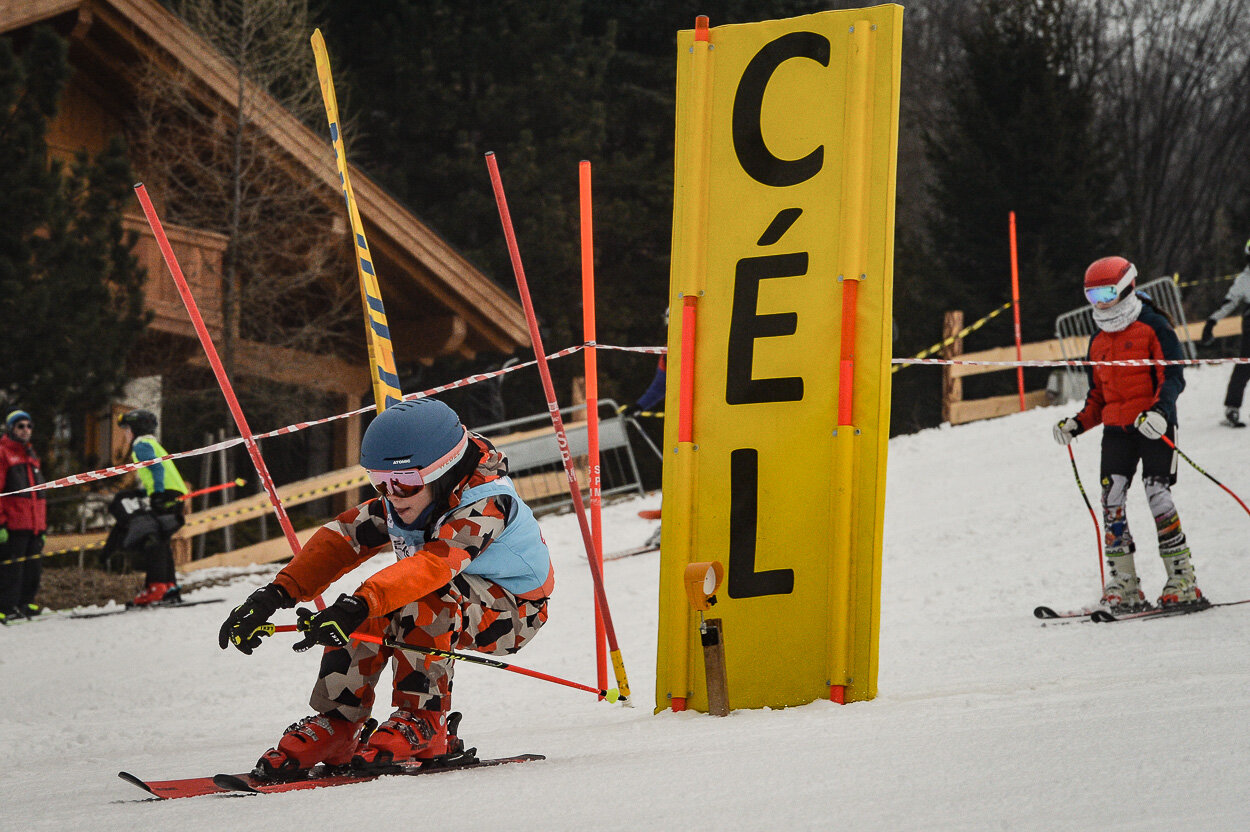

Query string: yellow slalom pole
826 19 874 704
663 15 715 712
311 29 403 410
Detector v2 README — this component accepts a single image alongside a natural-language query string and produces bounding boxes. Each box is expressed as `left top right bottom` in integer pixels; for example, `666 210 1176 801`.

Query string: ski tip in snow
1033 606 1059 619
117 771 157 796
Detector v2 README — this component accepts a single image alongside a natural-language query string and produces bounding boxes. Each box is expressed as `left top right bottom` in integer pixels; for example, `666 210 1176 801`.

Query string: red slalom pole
134 184 323 610
1161 434 1250 517
1066 445 1105 591
484 152 631 705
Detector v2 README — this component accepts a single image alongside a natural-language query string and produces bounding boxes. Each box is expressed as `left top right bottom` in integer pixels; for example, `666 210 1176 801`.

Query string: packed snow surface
4 367 1250 830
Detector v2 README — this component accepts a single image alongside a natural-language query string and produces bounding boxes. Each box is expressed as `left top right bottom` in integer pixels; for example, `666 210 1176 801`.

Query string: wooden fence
940 311 1241 426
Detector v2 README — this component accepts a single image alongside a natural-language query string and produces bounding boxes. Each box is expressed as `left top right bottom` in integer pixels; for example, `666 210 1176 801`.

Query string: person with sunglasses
1052 256 1202 613
0 410 48 623
219 397 553 778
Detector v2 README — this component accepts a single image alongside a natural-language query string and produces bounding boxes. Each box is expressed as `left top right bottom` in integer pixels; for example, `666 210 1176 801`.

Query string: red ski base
119 753 544 800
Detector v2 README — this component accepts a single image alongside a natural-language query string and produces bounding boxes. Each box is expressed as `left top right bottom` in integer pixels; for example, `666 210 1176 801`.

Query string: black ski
71 598 224 619
1089 597 1250 622
1033 605 1101 620
211 751 544 795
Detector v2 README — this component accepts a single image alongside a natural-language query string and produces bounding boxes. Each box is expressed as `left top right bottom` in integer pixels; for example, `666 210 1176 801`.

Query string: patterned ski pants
309 573 548 723
1100 427 1189 559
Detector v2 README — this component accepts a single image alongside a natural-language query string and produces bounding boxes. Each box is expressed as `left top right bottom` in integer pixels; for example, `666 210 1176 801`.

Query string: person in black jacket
1199 239 1250 427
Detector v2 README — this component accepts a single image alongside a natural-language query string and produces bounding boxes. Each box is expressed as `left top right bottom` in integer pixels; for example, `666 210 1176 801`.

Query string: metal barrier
473 399 656 515
1053 276 1195 402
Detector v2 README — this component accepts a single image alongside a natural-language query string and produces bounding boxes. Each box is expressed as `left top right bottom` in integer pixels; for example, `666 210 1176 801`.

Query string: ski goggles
1085 264 1137 305
365 431 470 498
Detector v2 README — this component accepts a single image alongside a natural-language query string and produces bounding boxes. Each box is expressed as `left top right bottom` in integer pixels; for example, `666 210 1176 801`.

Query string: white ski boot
1102 553 1149 612
1159 551 1204 607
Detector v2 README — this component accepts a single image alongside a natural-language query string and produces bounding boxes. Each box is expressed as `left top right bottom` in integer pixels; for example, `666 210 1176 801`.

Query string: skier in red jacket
1052 256 1203 612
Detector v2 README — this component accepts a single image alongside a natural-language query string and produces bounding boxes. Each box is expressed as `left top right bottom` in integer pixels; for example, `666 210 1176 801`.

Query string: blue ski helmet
360 398 468 475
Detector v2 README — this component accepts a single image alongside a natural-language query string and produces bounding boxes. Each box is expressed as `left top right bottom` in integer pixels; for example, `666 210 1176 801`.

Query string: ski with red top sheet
119 752 543 800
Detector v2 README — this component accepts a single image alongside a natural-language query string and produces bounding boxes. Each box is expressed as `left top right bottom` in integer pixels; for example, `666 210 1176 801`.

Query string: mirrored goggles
365 432 469 498
1085 266 1136 306
1084 284 1123 305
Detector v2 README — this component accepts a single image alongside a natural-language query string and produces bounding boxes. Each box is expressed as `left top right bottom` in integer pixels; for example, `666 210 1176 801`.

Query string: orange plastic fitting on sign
684 561 724 611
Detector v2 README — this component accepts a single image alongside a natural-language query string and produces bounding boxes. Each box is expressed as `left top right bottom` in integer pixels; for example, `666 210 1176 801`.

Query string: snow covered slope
3 366 1250 831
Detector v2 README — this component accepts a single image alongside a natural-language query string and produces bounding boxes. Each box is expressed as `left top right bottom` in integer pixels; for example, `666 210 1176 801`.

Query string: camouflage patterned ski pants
309 573 548 722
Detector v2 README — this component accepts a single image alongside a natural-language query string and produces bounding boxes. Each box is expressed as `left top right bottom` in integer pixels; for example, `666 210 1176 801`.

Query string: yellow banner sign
657 6 902 711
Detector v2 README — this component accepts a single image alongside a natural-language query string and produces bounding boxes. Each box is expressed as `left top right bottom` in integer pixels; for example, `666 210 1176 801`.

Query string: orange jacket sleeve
272 500 390 602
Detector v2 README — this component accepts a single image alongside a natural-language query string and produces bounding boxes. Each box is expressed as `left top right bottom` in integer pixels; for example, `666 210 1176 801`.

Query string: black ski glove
150 490 178 512
219 583 295 654
292 594 370 652
1201 319 1217 347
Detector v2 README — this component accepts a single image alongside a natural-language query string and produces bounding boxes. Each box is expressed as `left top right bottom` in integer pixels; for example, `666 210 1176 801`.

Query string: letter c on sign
732 31 831 187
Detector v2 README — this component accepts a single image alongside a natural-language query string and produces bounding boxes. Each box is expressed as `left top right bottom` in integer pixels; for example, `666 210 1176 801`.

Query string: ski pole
1067 445 1105 591
179 477 246 501
1160 435 1250 517
273 625 623 702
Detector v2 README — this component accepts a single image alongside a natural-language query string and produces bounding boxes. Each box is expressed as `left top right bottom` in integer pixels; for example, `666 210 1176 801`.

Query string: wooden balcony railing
123 212 227 340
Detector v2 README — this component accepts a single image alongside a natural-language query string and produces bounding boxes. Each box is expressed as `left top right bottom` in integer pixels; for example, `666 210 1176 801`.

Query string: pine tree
320 1 615 418
0 28 147 471
926 0 1118 349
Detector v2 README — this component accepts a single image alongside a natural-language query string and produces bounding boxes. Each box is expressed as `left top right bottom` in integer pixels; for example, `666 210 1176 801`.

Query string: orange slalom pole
1010 211 1025 411
580 159 609 697
134 184 324 610
485 152 631 705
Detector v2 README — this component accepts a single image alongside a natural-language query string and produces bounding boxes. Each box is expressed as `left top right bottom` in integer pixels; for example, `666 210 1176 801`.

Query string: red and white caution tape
10 345 1242 498
893 357 1250 368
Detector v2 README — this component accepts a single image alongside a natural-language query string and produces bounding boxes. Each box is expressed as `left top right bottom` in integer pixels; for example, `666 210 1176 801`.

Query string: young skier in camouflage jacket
219 398 553 777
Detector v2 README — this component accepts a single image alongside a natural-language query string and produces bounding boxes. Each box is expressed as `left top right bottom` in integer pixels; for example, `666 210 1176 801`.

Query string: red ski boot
129 582 180 607
352 709 462 770
255 714 370 779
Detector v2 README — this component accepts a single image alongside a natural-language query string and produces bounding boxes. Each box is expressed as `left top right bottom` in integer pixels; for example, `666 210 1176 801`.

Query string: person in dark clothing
1199 238 1250 427
1052 257 1202 613
0 410 48 623
115 409 188 606
619 307 669 420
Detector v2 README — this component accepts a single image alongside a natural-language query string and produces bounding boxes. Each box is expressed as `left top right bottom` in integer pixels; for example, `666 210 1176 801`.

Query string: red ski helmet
1084 256 1137 306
